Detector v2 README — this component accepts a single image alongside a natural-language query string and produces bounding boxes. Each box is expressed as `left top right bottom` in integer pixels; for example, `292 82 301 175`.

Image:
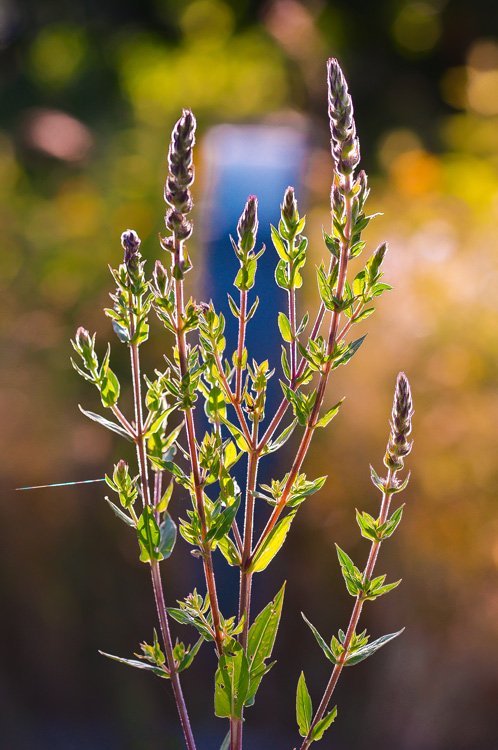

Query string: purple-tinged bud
114 459 128 485
195 301 210 315
121 229 141 265
356 170 368 198
384 372 414 471
327 58 360 176
327 58 354 138
75 326 92 353
165 109 196 213
237 195 259 253
282 186 299 228
159 234 175 254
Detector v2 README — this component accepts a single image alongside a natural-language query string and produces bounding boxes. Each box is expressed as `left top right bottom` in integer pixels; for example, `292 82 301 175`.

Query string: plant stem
239 418 260 643
151 561 197 750
213 347 253 448
174 268 225 656
235 289 247 403
129 339 196 750
289 285 297 382
111 404 136 438
298 470 394 750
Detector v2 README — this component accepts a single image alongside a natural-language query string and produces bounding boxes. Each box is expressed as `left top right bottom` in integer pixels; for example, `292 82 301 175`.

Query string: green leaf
246 583 285 705
112 320 130 343
137 505 162 562
246 297 259 321
144 406 176 439
354 307 375 323
147 456 185 479
287 475 327 508
219 731 230 750
314 398 344 429
235 257 257 291
296 672 313 737
355 509 379 542
99 651 168 678
177 636 204 672
301 613 337 665
281 346 291 381
167 608 214 641
322 228 339 258
266 419 297 454
217 535 241 566
380 505 404 538
70 357 95 383
155 482 173 512
385 472 411 495
158 512 177 558
365 579 401 601
271 224 289 261
227 294 240 318
309 706 337 741
370 465 386 492
214 642 250 719
332 335 366 369
250 511 297 573
345 629 404 665
275 259 290 289
335 545 355 576
219 416 251 452
78 405 133 441
278 312 293 342
205 385 226 422
205 496 241 544
100 368 120 408
335 545 363 596
105 496 136 527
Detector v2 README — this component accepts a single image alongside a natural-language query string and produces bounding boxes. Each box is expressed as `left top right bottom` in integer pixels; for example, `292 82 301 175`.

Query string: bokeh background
1 0 498 748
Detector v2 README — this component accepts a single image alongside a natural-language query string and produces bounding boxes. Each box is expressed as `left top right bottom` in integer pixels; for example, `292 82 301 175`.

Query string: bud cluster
164 109 196 242
327 58 360 179
281 187 299 238
384 372 414 472
120 229 143 284
236 195 259 257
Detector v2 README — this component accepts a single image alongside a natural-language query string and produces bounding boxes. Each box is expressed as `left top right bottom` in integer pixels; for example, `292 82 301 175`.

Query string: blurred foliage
1 0 498 748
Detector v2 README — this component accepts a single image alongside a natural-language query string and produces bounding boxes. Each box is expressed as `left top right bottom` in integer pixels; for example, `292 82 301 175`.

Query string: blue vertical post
200 124 308 412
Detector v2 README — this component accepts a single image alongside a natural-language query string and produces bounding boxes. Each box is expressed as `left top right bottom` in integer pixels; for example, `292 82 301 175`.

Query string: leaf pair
296 672 337 742
214 584 285 718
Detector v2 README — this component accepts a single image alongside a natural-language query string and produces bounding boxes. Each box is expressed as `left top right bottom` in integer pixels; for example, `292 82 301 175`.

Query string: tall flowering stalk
71 59 413 750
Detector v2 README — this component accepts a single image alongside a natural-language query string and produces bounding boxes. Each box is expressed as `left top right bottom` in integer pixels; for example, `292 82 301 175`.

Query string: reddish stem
235 289 247 404
129 340 196 750
299 471 394 750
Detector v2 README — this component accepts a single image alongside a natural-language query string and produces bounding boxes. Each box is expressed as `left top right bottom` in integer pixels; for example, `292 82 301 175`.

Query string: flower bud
237 195 259 254
114 459 129 487
384 372 414 471
121 229 141 265
327 58 360 176
281 186 299 231
75 326 92 354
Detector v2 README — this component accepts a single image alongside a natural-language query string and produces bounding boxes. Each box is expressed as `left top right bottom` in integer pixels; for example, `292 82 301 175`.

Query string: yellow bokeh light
54 179 102 239
27 24 88 89
392 2 441 56
180 0 235 45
